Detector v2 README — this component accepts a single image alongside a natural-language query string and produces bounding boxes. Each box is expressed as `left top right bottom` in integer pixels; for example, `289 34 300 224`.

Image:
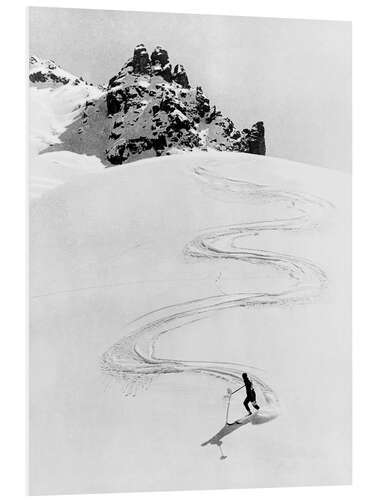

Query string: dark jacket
244 378 256 401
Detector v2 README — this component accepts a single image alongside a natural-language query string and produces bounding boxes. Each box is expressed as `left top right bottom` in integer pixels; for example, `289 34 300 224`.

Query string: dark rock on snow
29 46 266 165
242 122 266 155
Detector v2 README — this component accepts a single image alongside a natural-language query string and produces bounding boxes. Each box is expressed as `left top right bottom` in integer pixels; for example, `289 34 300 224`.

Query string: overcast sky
29 7 351 172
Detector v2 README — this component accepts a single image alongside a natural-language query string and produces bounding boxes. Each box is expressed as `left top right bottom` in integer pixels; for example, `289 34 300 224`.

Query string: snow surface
29 151 351 494
29 71 105 200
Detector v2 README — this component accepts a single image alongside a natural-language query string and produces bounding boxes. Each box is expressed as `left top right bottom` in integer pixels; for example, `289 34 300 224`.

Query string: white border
1 1 373 499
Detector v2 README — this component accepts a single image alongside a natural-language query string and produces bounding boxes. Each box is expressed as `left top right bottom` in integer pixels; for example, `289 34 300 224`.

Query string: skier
242 373 260 415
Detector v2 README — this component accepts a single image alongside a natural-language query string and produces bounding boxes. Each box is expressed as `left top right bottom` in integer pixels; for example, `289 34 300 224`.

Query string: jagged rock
151 46 169 67
106 143 126 165
196 86 210 118
172 64 190 89
169 111 192 132
106 84 148 116
106 91 123 115
29 71 48 83
156 62 173 82
132 44 151 74
29 55 86 87
102 44 266 164
29 70 70 85
241 122 266 155
206 106 221 124
108 74 119 89
31 47 266 165
109 131 121 140
150 46 173 82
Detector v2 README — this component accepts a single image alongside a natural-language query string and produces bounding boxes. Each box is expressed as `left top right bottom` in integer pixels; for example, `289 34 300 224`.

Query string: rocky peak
101 45 266 164
172 64 190 89
132 43 151 74
37 45 266 166
111 45 191 89
150 46 172 82
151 46 169 67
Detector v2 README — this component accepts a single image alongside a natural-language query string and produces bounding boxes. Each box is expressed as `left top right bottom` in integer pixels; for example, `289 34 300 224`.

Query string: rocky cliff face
103 44 265 164
30 45 266 165
241 122 266 155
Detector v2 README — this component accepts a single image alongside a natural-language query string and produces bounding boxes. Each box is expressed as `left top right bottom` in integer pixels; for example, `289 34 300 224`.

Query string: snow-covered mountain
29 55 97 88
103 44 266 164
29 45 266 167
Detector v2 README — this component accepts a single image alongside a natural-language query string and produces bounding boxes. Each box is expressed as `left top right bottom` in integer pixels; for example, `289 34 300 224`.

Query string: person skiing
242 373 260 414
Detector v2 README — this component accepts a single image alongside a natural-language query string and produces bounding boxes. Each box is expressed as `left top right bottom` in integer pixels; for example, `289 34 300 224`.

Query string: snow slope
29 151 351 494
29 56 105 200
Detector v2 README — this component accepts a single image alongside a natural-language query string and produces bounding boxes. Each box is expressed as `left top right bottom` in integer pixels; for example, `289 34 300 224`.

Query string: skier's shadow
201 410 278 460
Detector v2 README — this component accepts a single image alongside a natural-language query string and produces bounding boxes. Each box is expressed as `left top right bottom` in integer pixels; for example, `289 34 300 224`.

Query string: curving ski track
101 164 332 422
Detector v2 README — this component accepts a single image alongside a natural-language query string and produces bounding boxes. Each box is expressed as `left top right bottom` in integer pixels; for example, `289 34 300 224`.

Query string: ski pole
231 384 245 395
225 385 245 424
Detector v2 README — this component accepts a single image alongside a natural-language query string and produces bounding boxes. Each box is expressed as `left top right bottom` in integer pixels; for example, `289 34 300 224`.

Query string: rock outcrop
150 46 172 82
241 122 266 155
30 45 266 166
132 44 151 74
102 44 266 164
29 56 86 87
172 64 190 89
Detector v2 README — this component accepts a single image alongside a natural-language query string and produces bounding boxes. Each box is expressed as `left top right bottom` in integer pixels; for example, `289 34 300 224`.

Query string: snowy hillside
29 56 105 199
29 151 351 494
29 55 88 87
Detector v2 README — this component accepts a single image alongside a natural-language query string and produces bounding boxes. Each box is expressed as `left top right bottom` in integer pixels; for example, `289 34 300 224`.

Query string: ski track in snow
101 163 333 423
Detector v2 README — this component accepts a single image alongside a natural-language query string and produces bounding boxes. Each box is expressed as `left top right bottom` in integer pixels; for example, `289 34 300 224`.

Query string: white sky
29 7 351 172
